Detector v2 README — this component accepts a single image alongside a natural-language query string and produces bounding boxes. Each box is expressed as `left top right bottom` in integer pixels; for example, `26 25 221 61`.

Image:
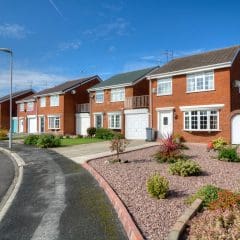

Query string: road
0 143 127 240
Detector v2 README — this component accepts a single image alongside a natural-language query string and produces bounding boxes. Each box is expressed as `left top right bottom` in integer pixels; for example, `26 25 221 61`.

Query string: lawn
60 137 105 146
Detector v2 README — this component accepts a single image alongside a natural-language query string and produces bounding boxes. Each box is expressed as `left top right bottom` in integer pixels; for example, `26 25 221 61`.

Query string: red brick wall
151 68 231 143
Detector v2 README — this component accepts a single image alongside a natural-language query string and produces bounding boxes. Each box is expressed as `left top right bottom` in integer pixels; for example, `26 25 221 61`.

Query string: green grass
60 137 105 146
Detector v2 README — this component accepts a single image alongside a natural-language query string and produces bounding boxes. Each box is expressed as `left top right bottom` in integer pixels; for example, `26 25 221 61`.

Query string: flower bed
89 144 240 240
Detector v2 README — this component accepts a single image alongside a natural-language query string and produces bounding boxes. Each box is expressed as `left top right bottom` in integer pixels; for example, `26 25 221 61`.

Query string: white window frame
95 91 104 103
157 78 172 96
27 102 34 112
50 95 59 107
94 113 103 128
111 88 125 102
108 112 122 129
48 115 60 129
40 97 46 107
186 71 214 93
183 110 219 131
19 103 24 112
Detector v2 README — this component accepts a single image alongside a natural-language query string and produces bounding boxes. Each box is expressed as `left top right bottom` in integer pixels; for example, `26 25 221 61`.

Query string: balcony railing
124 95 149 109
76 103 90 113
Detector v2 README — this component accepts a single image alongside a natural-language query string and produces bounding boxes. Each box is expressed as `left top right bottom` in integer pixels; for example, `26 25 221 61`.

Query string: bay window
157 78 172 95
48 116 60 129
108 112 121 129
111 88 125 102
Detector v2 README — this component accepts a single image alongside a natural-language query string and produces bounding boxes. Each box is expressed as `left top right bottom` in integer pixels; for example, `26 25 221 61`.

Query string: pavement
0 142 127 240
0 152 15 203
53 139 158 164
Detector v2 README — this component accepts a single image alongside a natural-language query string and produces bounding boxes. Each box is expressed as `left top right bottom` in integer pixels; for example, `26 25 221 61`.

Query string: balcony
124 95 149 109
76 103 90 113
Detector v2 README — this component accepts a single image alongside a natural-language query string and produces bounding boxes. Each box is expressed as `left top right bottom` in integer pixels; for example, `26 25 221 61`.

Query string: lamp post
0 48 13 149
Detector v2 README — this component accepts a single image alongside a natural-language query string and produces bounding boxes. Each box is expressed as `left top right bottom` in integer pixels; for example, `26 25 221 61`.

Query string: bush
87 127 96 138
146 173 169 199
209 190 240 210
218 146 240 162
212 137 227 150
36 134 61 148
169 160 201 177
0 129 8 140
186 185 221 208
95 128 115 140
24 134 39 145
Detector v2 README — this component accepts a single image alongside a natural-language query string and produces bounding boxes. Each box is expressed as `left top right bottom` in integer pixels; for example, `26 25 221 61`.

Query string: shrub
95 128 115 140
146 173 169 199
36 134 61 148
186 185 221 208
0 129 8 140
218 146 240 162
212 137 227 150
87 127 96 138
169 160 201 177
209 190 240 210
24 134 39 145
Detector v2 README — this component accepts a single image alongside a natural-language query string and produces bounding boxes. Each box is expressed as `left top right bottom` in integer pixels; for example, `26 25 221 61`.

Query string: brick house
147 45 240 144
16 76 101 135
0 89 34 132
88 67 158 139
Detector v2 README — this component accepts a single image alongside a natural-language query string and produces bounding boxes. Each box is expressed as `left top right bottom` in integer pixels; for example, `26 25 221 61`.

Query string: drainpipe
149 78 153 128
36 98 38 133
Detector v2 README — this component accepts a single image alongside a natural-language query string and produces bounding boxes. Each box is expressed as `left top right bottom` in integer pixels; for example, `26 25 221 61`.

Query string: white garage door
232 114 240 144
28 117 37 133
76 113 90 136
125 109 149 140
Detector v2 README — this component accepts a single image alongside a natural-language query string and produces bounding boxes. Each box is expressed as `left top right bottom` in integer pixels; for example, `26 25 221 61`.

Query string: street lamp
0 48 13 149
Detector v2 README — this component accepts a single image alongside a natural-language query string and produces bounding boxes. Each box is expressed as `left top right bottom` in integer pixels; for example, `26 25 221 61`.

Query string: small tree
87 127 96 138
109 134 129 162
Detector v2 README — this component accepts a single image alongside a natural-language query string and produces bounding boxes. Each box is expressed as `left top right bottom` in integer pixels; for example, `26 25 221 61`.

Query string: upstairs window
187 71 214 92
95 91 104 103
19 103 24 112
157 78 172 96
111 88 125 102
40 97 46 107
50 95 59 107
27 102 34 112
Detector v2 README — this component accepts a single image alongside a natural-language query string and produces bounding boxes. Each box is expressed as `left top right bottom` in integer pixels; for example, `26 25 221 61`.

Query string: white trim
38 115 45 133
75 113 90 117
47 114 60 118
108 112 122 129
93 113 103 128
16 98 36 104
156 107 175 111
110 88 125 102
89 83 132 92
95 90 104 103
27 115 37 118
124 108 148 114
35 91 63 97
107 111 122 115
179 104 224 111
93 112 103 115
47 115 60 130
147 62 232 79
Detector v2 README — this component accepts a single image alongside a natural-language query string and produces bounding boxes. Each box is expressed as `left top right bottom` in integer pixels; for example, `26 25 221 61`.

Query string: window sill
110 100 124 103
95 102 104 104
49 128 60 130
156 93 172 97
109 127 121 130
183 129 221 132
186 89 215 94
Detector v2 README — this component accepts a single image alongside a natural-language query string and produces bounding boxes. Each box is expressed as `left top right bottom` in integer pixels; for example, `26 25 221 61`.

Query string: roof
16 94 37 103
0 89 34 104
89 67 158 91
149 45 240 77
35 75 100 96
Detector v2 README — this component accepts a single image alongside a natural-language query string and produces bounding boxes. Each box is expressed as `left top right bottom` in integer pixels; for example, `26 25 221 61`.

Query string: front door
158 111 173 138
232 114 240 144
19 119 24 133
39 116 45 133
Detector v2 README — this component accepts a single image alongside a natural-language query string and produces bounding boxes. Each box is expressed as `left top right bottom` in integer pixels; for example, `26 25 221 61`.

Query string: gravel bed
89 144 240 240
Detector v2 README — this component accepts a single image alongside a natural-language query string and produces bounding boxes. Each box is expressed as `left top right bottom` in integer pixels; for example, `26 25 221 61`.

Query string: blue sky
0 0 240 96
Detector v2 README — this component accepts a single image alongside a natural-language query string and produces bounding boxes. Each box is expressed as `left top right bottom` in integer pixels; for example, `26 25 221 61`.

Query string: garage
76 113 90 136
124 109 149 140
27 116 37 133
231 114 240 144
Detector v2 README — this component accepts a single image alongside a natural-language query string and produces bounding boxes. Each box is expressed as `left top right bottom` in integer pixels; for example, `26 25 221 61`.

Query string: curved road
0 143 127 240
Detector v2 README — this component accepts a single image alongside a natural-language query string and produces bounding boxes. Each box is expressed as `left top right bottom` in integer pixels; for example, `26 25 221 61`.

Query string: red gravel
89 144 240 240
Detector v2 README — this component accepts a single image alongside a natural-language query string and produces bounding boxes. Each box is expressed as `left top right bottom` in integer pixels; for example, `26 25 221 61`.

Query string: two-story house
147 45 240 144
0 89 34 133
88 67 158 139
17 75 101 135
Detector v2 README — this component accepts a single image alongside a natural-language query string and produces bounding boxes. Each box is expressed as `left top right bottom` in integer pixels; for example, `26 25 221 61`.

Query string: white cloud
0 23 29 39
58 40 82 51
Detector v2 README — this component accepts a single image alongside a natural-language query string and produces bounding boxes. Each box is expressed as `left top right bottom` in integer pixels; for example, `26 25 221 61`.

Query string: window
108 113 121 129
157 78 172 95
94 114 103 128
48 116 60 129
95 91 104 103
19 103 24 112
40 97 46 107
50 95 59 107
187 71 214 92
111 88 125 102
27 102 34 111
184 110 219 131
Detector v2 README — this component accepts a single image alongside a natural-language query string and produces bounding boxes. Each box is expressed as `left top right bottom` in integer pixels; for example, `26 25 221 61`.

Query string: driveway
0 152 15 203
0 143 127 240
